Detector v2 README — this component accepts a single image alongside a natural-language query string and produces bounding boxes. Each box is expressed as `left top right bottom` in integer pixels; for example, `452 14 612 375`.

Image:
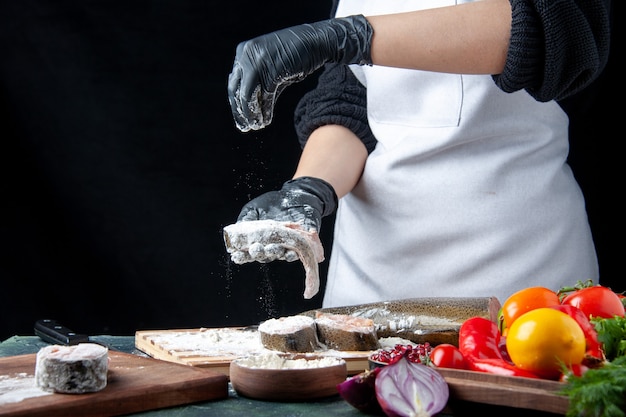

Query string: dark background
0 1 620 341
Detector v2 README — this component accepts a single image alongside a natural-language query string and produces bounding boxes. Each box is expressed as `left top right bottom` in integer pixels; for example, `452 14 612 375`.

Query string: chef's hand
228 15 373 132
237 176 338 233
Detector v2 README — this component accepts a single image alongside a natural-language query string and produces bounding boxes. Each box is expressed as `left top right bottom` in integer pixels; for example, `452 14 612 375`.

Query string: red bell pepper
549 304 605 364
459 316 502 360
469 357 541 378
459 317 541 379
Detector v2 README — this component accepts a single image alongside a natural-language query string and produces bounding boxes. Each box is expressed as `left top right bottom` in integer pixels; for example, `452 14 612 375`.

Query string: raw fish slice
223 220 324 299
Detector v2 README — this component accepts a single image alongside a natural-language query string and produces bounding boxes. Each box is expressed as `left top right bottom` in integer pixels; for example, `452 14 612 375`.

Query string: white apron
323 0 598 306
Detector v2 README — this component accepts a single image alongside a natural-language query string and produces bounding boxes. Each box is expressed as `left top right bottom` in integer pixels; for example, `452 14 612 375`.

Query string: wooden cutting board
135 328 371 376
0 350 229 417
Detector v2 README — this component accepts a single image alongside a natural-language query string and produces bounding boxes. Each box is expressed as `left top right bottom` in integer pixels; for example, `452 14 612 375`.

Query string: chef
227 0 610 306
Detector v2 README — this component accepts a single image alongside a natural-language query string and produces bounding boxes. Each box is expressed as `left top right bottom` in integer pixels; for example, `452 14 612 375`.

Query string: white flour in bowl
235 352 345 369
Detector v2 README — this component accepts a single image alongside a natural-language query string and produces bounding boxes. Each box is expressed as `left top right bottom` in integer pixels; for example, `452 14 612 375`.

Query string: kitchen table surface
0 335 563 417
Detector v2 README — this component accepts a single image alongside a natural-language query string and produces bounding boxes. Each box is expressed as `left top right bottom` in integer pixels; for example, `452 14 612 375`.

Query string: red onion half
375 357 449 417
336 367 383 414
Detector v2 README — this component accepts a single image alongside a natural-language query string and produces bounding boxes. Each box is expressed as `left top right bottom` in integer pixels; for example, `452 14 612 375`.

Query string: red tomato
429 344 469 370
561 286 626 319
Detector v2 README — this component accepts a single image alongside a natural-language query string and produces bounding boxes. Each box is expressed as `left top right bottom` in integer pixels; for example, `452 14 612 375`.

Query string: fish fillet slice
223 220 325 299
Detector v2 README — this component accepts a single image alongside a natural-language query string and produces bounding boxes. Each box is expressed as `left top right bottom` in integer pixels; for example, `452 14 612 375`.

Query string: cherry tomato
561 286 626 319
429 344 468 370
501 286 561 329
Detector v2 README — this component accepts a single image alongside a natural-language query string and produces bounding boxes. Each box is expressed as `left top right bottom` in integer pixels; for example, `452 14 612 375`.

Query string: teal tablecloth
0 335 561 416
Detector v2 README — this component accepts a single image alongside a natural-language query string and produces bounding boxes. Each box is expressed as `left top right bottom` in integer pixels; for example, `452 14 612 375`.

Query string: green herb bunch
560 316 626 417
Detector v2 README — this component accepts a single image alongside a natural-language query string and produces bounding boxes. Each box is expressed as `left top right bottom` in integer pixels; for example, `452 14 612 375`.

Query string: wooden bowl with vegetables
229 352 347 401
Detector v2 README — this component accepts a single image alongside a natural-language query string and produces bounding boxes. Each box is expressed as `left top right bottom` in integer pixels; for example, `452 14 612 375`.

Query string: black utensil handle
34 319 90 345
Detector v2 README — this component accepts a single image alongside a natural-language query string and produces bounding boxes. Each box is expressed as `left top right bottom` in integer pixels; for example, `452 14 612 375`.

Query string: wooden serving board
437 368 569 414
0 350 228 417
135 328 372 376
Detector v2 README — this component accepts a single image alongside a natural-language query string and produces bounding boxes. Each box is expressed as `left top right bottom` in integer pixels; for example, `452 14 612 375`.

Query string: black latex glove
237 177 338 233
228 15 373 132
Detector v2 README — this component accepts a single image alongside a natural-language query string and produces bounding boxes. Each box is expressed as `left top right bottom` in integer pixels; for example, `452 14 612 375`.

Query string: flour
258 315 315 333
235 352 345 369
0 373 51 405
149 328 267 357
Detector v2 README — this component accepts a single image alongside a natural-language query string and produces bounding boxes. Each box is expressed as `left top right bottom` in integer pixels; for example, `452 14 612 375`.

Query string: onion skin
336 367 384 414
375 357 449 417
